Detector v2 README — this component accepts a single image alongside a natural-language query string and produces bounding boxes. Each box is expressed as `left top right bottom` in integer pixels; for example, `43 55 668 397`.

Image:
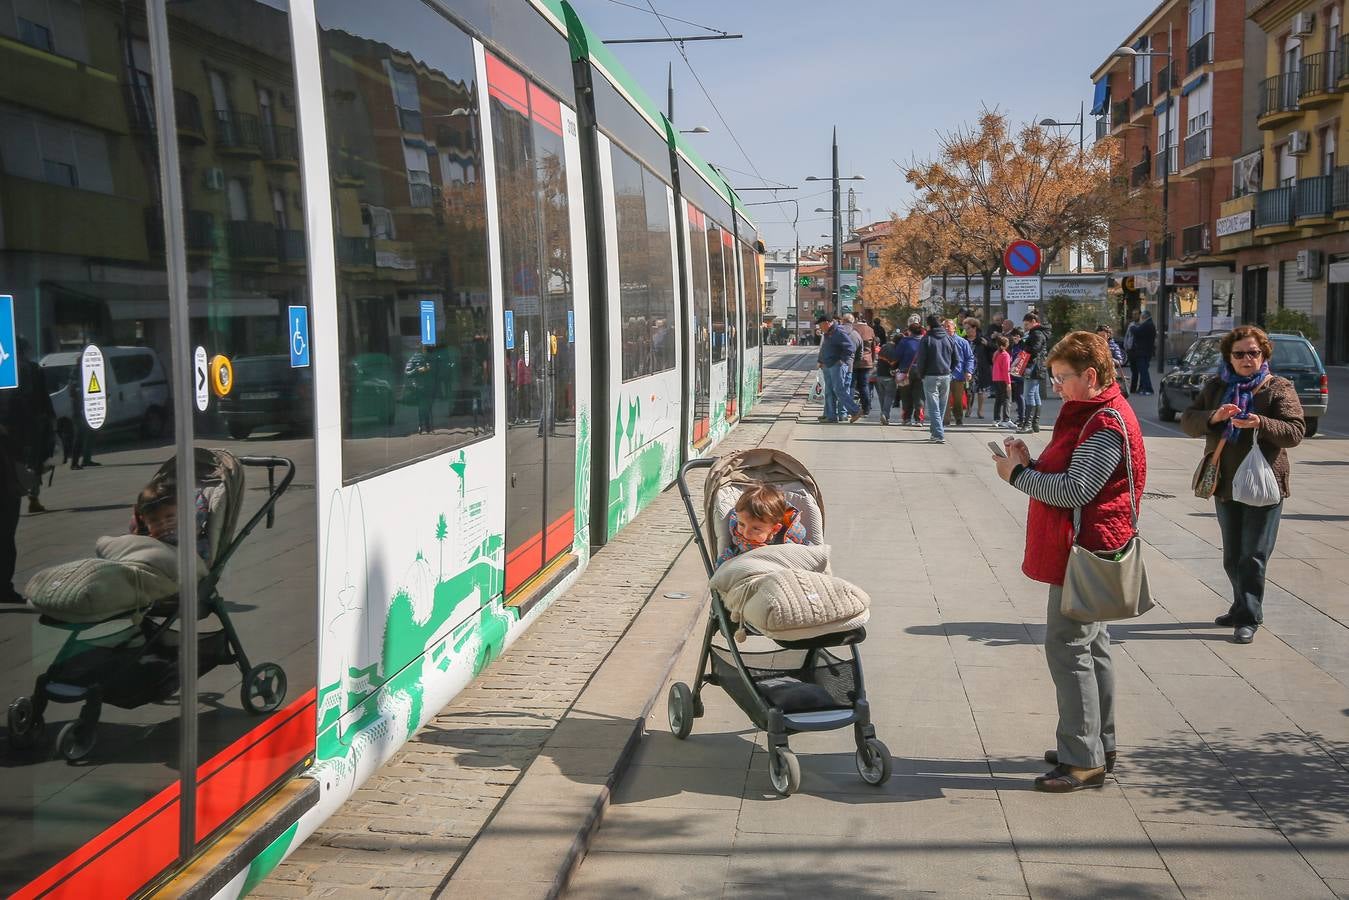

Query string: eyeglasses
1230 350 1262 360
1050 372 1079 386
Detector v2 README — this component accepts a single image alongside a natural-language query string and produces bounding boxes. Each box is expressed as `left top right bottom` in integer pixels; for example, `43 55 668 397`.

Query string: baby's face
143 505 178 539
736 513 779 547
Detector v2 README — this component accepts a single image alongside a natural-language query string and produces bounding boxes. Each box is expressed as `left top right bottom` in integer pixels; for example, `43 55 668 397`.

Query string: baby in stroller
132 477 212 563
715 482 810 569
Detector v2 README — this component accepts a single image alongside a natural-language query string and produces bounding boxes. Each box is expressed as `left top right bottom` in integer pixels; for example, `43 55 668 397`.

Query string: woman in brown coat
1181 326 1305 644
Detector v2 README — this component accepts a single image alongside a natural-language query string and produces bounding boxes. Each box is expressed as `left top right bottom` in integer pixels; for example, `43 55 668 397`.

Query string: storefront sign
81 344 106 429
1216 210 1253 237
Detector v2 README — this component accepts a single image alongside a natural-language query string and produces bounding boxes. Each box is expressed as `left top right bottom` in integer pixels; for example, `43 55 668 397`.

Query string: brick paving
256 349 815 898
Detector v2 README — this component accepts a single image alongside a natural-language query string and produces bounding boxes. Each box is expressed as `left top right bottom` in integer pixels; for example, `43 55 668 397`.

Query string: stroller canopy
702 449 825 560
145 447 245 568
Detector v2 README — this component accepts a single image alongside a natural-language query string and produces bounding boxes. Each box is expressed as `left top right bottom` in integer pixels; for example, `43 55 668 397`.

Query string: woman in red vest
992 331 1147 793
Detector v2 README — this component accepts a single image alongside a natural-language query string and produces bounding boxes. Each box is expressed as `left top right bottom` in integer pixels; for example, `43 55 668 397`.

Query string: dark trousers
992 383 1009 421
0 494 19 600
854 368 873 415
1012 378 1025 421
1214 498 1283 627
1129 358 1154 393
70 420 94 466
900 378 922 422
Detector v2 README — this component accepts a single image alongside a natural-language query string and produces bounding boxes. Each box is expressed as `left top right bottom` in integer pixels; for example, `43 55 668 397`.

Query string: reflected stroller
669 448 891 796
7 448 294 762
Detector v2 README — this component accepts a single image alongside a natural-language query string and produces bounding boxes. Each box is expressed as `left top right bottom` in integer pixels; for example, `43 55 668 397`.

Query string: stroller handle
207 456 296 583
677 457 717 577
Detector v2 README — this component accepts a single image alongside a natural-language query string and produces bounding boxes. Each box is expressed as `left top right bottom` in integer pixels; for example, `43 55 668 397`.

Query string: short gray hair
842 312 855 323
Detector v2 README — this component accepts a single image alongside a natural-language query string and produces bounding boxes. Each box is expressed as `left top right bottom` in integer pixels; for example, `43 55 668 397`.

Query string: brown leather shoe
1034 764 1106 793
1044 749 1116 773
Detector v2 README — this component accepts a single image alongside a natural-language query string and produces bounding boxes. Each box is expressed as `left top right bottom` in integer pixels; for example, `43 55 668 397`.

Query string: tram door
489 55 578 596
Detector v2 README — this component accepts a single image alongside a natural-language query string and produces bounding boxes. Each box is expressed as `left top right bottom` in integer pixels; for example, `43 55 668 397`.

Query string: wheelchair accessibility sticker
289 305 311 368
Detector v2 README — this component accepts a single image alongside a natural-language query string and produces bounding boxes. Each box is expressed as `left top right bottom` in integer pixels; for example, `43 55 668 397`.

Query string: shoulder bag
1192 436 1226 499
1060 408 1155 624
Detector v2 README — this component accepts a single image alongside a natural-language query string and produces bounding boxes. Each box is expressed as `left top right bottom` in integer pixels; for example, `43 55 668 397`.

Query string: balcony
1187 33 1213 73
1181 223 1210 256
1156 64 1177 93
1112 246 1128 270
1131 81 1152 116
1298 52 1338 107
336 235 375 267
1334 166 1349 211
1095 117 1110 141
409 181 438 208
1254 185 1295 231
1131 240 1151 264
397 107 424 134
1153 235 1172 262
1258 72 1301 127
1339 36 1349 88
1130 158 1151 188
1154 147 1178 180
227 220 279 260
332 153 366 187
123 85 206 143
1111 98 1130 130
215 110 264 155
145 207 215 254
261 124 299 168
1183 128 1211 168
1295 174 1333 220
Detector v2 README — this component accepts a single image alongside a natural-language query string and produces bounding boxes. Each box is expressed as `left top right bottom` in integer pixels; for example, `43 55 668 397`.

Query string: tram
0 0 764 895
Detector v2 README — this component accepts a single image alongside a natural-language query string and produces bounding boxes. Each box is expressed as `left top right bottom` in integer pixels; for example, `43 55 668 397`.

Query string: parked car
41 346 171 448
1158 331 1329 436
344 353 397 429
217 355 314 440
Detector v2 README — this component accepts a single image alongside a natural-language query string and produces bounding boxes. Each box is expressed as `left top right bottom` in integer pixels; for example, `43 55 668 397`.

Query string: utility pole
832 128 841 318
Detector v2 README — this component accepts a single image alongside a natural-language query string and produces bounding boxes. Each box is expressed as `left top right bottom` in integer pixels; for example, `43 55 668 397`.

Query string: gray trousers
1046 585 1116 769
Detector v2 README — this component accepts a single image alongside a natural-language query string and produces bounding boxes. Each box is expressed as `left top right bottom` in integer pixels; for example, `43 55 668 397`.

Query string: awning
1154 98 1170 116
1091 77 1110 116
1181 74 1208 97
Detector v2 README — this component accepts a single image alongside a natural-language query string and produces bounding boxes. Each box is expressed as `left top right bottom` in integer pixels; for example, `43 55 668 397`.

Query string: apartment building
1093 0 1254 360
1219 0 1349 363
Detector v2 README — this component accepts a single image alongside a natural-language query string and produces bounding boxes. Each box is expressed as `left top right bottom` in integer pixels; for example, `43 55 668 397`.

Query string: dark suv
1157 332 1329 436
217 355 314 439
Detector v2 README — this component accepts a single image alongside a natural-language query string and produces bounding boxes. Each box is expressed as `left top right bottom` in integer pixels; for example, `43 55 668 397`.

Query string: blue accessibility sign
504 310 515 350
288 305 311 368
420 300 437 346
567 309 575 344
0 295 18 390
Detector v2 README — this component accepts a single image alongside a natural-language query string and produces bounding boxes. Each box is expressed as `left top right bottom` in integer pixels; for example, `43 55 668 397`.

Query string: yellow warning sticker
87 372 102 394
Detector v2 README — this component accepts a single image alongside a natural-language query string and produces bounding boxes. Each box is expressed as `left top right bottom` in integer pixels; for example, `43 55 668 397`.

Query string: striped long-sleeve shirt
1012 429 1125 509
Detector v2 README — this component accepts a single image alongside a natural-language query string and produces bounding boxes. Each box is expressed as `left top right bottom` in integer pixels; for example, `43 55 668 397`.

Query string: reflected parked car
344 353 397 428
42 346 171 448
217 355 314 440
1158 331 1329 436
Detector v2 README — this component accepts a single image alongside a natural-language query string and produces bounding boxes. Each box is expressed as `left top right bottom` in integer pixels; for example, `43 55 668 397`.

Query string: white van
41 347 172 446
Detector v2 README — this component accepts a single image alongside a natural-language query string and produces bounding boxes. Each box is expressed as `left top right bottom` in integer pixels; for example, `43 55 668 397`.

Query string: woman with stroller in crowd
1180 325 1304 645
992 331 1147 792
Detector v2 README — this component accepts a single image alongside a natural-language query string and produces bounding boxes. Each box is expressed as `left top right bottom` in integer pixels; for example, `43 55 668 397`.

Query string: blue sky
568 0 1153 251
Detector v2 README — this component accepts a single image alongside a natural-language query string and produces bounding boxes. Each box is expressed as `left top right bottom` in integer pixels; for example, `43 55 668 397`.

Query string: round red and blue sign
1003 240 1042 277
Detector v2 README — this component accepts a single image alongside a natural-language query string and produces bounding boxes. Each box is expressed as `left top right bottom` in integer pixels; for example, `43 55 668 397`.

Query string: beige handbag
1192 436 1226 500
1061 409 1155 624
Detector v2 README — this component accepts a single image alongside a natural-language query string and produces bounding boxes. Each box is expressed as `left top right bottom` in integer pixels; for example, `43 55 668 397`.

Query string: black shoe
84 460 101 467
70 463 82 470
0 592 26 605
1215 613 1237 627
1045 749 1116 774
1234 625 1257 644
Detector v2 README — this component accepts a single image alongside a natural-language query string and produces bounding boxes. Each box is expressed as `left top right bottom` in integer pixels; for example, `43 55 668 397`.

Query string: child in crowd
133 479 213 561
716 481 808 568
1008 328 1026 428
991 334 1013 428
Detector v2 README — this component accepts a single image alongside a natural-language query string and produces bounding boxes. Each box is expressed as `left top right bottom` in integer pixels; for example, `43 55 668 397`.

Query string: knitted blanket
710 543 870 641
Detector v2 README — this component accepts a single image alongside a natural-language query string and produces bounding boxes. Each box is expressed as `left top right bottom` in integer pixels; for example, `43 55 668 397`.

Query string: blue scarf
1220 361 1270 442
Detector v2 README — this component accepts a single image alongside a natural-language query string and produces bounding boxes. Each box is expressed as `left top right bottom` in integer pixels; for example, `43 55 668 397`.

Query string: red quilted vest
1022 384 1146 586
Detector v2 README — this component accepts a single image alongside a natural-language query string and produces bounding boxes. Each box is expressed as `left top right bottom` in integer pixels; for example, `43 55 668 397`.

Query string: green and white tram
0 0 763 895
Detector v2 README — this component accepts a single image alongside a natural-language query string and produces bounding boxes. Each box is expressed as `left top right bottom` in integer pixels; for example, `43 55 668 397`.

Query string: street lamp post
1039 101 1086 274
805 128 864 318
1114 34 1173 376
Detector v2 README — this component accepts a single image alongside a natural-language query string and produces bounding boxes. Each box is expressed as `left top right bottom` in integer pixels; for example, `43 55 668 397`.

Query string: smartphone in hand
988 441 1007 459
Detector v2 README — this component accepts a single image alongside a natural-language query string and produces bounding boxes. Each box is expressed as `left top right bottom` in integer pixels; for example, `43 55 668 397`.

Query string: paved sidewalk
256 350 813 898
565 356 1349 899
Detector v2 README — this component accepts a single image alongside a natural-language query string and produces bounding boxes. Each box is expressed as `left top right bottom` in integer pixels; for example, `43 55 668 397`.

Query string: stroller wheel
667 683 694 740
8 697 44 750
242 662 288 714
768 746 801 796
56 720 96 762
856 738 892 786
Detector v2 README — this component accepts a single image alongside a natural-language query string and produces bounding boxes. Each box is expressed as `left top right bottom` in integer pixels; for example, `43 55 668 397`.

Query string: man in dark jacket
816 315 862 423
1019 312 1053 433
914 315 960 443
893 322 924 425
1127 310 1156 395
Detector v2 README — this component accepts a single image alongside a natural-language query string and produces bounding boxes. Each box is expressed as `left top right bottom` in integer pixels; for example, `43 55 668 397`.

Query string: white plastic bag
1231 431 1281 507
809 369 825 403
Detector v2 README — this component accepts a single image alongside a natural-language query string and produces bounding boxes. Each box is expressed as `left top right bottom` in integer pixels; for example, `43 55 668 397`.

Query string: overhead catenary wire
640 0 795 232
602 0 727 36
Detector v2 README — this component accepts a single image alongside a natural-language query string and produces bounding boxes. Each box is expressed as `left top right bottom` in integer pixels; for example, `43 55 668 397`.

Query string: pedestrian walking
1009 328 1026 427
848 313 877 417
1096 325 1128 399
873 332 903 425
992 330 1147 792
1127 311 1156 395
0 381 28 604
1018 312 1052 433
915 315 960 444
944 320 974 427
67 373 98 469
991 335 1013 427
966 318 993 420
893 321 924 425
816 315 863 424
1180 325 1304 645
15 339 53 512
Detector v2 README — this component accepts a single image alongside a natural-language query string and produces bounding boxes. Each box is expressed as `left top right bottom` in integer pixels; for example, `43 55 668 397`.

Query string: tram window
612 143 676 381
741 244 760 349
687 203 712 443
317 0 494 483
708 223 728 363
